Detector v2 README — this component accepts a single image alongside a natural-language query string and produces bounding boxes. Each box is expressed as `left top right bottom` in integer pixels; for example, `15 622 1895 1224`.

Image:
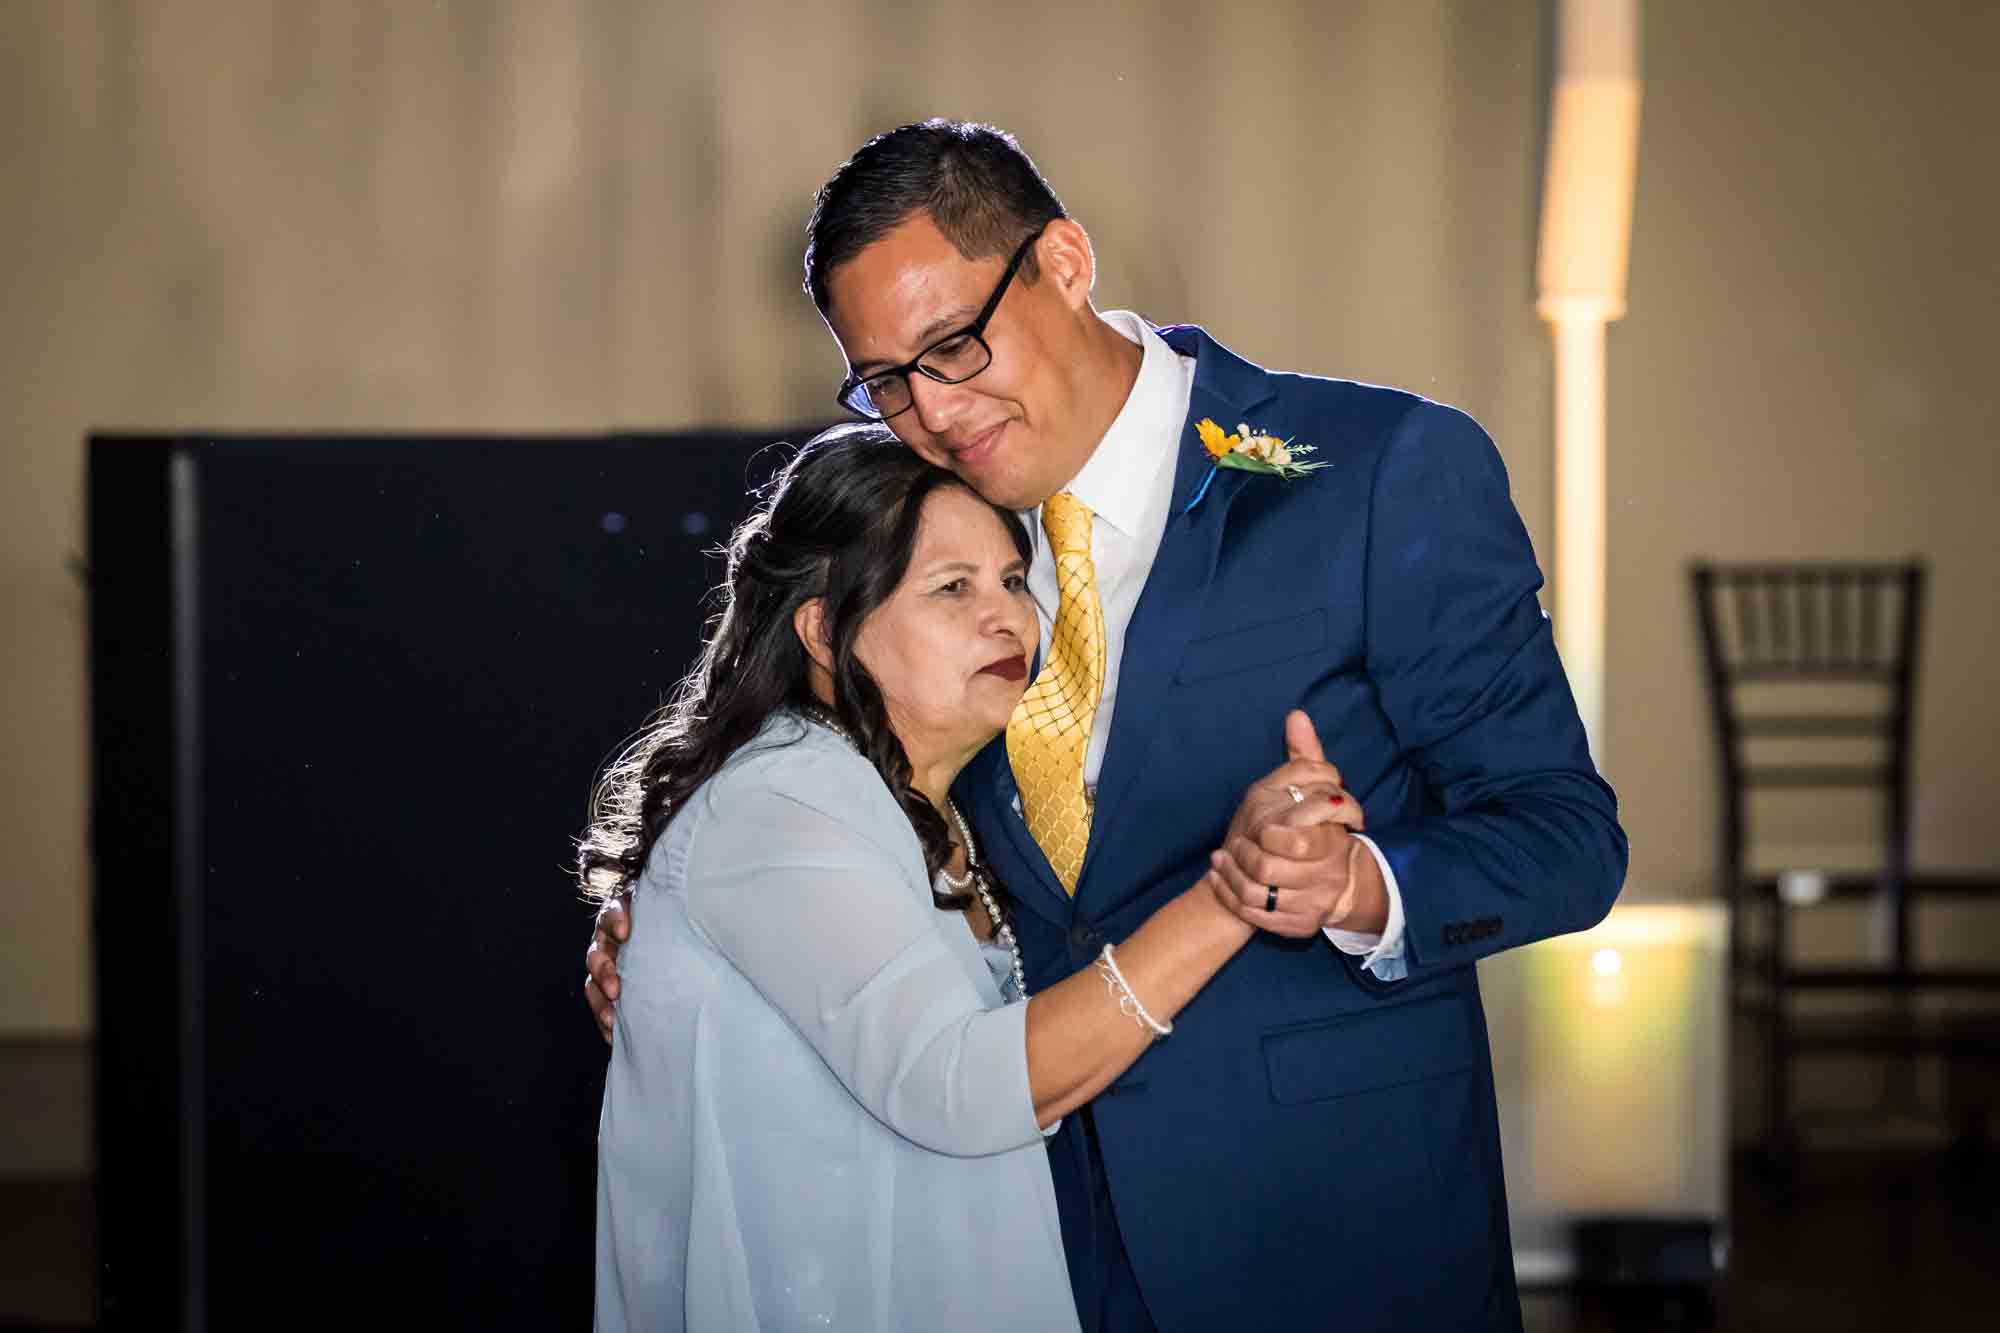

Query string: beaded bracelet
1095 943 1172 1038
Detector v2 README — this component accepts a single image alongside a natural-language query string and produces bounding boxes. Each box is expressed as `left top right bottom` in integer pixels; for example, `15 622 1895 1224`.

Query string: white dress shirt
1017 310 1407 977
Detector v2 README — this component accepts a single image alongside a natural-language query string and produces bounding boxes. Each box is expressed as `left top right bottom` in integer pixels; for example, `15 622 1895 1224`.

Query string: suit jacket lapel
1076 327 1276 900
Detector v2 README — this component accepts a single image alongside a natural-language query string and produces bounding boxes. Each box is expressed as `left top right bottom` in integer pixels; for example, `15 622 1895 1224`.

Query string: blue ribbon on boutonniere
1182 462 1222 514
1181 419 1330 514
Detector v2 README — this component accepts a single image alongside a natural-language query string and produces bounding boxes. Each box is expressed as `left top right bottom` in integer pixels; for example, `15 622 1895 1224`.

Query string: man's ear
1036 218 1096 309
794 597 834 674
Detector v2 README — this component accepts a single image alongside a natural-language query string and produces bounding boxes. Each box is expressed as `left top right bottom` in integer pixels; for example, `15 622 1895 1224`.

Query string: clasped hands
585 709 1379 1044
1201 709 1386 940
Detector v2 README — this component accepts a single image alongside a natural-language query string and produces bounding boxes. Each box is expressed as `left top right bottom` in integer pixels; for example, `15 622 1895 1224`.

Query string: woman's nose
982 589 1032 638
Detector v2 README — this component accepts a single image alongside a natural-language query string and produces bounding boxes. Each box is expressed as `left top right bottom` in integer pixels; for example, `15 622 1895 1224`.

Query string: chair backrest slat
1799 571 1823 667
1766 576 1791 663
1830 571 1852 667
1859 575 1881 667
1733 577 1762 663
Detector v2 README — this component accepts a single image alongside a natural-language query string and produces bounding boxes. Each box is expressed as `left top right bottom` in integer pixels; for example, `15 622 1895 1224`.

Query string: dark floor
0 1178 93 1332
3 1150 1996 1330
1522 1149 2000 1332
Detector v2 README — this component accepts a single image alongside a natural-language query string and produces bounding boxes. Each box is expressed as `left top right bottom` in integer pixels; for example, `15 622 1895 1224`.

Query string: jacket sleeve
684 750 1044 1157
1354 400 1628 981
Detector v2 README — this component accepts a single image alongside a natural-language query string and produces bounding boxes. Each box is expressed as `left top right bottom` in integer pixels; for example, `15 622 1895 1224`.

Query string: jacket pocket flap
1176 607 1328 683
1262 994 1476 1105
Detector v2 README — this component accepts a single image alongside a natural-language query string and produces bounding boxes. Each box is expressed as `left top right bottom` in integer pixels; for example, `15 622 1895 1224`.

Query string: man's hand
1208 711 1385 939
585 894 633 1045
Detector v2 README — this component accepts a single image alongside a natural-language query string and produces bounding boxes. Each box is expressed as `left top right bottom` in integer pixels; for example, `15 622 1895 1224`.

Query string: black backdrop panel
89 432 812 1330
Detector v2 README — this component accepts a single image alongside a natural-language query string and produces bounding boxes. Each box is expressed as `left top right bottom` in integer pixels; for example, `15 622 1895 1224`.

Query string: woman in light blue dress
580 426 1354 1331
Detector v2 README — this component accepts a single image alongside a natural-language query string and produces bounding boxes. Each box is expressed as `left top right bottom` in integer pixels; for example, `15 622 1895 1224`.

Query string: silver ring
1264 885 1278 912
1285 784 1305 805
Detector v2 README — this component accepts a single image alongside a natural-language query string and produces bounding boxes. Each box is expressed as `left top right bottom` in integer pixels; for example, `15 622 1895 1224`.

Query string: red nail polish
1327 794 1344 804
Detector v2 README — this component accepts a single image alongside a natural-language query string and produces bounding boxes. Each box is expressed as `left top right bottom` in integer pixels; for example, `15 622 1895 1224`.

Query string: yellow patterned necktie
1007 492 1106 895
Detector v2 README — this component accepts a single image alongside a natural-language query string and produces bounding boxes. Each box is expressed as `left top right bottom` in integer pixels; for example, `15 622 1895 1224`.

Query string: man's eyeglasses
835 224 1048 422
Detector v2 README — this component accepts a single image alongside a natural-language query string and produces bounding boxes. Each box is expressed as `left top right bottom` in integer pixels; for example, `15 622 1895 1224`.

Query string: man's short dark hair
803 119 1067 315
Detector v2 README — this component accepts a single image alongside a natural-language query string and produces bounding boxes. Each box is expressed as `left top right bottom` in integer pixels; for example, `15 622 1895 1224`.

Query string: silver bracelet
1095 944 1172 1038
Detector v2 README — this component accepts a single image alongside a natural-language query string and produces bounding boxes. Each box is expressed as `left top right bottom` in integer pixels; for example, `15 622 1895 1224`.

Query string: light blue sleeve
684 749 1044 1157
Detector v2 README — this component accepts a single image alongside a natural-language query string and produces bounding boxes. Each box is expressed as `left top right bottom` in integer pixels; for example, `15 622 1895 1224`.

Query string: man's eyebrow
850 306 978 376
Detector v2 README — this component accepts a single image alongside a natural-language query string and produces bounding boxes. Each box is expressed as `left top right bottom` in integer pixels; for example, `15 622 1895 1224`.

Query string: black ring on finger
1264 885 1278 913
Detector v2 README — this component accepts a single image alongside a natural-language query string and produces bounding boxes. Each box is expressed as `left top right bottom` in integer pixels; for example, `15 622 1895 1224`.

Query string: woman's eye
1003 573 1028 592
937 578 968 595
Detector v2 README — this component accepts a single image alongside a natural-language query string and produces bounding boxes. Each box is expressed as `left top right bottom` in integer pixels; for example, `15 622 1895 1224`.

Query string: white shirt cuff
1322 834 1408 982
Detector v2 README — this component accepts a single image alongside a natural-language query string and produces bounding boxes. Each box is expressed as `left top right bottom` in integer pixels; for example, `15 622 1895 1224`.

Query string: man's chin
950 458 1044 511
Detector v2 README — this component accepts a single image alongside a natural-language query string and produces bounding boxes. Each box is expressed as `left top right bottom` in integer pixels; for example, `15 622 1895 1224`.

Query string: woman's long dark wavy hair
577 423 1030 914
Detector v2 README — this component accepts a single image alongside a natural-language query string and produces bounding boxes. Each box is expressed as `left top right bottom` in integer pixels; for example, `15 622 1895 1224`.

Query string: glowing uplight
1494 901 1728 1269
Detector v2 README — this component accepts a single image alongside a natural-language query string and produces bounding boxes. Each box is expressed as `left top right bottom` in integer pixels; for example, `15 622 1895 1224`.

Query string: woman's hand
1222 711 1350 849
585 893 633 1044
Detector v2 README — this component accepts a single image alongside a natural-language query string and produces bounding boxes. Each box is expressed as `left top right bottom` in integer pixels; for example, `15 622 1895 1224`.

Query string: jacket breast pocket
1176 607 1328 683
1262 993 1476 1105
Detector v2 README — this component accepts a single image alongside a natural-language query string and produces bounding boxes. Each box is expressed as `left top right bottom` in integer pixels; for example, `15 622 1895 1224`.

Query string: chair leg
1942 1113 1994 1218
1748 1131 1800 1197
1764 900 1792 1161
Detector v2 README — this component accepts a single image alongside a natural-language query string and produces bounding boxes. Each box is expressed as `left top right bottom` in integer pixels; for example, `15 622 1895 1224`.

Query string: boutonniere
1184 419 1330 512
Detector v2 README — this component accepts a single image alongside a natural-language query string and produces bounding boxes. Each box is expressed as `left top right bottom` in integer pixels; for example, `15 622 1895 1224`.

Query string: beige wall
1 0 1993 1036
1610 0 2000 900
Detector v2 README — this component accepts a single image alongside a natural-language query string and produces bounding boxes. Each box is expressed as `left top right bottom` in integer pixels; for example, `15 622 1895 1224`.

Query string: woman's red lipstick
978 654 1028 682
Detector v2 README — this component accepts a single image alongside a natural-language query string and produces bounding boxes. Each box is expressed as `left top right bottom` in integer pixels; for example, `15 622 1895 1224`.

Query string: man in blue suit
588 120 1625 1331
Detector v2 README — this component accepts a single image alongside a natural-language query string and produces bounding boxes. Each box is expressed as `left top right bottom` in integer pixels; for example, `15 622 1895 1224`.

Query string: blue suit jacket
955 326 1627 1331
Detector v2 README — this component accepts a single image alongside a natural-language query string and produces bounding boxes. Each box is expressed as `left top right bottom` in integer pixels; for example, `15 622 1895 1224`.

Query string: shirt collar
1024 309 1188 540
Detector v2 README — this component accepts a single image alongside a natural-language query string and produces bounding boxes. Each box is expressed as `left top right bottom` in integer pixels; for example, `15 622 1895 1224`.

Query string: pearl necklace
944 795 1029 1001
802 706 1029 999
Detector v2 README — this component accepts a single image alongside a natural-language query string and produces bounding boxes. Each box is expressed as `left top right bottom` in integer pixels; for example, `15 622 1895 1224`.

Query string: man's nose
907 372 967 437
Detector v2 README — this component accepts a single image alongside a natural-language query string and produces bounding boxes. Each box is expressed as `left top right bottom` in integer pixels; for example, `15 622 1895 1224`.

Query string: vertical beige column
1536 0 1642 765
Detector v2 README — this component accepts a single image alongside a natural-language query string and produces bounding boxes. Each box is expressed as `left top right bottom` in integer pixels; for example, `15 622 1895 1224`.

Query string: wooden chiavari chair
1692 561 1999 1160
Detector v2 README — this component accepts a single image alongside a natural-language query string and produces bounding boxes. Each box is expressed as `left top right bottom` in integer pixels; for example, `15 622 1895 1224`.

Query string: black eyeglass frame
834 223 1050 422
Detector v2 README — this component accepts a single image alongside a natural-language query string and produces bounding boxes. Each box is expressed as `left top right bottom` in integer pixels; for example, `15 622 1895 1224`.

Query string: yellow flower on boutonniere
1193 419 1329 481
1196 418 1239 460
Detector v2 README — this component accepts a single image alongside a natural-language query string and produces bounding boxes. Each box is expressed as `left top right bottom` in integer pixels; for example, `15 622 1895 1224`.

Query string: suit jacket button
1070 924 1096 952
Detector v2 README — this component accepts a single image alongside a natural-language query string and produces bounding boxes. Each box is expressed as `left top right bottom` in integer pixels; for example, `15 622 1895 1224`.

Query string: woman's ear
793 597 834 675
